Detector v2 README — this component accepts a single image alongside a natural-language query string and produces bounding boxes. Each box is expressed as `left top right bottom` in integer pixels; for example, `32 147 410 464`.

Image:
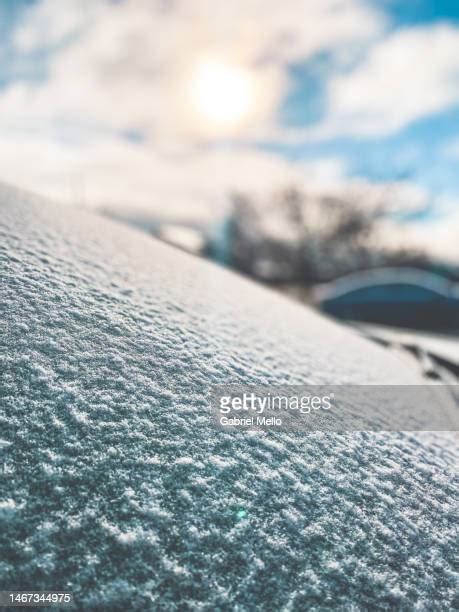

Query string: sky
0 0 458 259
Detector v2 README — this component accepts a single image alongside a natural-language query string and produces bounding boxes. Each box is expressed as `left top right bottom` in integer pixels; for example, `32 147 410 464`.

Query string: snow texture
1 184 458 610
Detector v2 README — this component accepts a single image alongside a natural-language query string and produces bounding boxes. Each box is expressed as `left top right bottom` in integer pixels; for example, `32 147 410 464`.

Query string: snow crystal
1 184 457 610
0 499 17 513
208 455 236 468
174 456 194 465
117 531 138 545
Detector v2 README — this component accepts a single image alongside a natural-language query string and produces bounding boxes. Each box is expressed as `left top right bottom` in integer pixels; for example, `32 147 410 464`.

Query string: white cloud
1 0 383 143
323 24 459 136
13 0 97 52
380 212 459 264
0 129 348 220
0 0 385 215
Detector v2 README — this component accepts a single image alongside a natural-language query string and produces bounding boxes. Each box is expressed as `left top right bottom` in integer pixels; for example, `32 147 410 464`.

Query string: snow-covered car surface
1 184 457 610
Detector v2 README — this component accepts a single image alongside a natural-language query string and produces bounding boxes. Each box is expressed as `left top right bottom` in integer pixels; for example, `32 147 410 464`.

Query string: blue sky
0 0 458 258
270 1 459 216
372 0 459 26
267 105 459 215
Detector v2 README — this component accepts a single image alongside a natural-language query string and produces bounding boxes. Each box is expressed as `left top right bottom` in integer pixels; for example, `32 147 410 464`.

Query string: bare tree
224 186 436 284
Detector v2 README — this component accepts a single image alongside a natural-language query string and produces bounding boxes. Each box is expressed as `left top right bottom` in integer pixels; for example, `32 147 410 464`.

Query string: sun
190 58 254 130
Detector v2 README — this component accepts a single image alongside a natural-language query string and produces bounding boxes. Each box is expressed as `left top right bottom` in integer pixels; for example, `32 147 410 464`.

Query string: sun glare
190 59 254 130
